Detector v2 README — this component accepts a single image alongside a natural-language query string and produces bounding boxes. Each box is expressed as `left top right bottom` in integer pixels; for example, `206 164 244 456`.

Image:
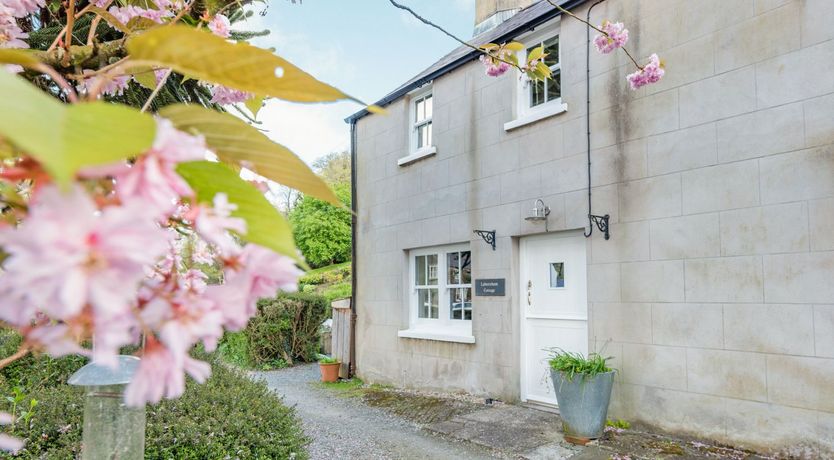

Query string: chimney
474 0 532 35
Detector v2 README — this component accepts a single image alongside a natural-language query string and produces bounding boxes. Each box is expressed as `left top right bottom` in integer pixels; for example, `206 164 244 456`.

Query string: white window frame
398 243 474 343
399 85 437 166
504 18 569 131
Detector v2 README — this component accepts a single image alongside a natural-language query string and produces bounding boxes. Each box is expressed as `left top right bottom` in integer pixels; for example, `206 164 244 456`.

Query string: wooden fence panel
331 299 351 378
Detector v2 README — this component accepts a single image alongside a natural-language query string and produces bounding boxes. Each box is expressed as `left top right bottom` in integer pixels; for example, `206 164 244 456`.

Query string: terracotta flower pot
319 362 340 382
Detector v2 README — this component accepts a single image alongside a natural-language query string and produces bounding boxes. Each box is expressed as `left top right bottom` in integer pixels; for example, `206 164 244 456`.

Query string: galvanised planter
550 369 615 445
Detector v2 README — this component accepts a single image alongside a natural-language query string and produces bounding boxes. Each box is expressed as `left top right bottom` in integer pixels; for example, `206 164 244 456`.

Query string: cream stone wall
353 0 834 454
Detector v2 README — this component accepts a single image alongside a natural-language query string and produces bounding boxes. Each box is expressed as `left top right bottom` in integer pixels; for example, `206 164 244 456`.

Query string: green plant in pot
548 349 616 445
318 354 341 383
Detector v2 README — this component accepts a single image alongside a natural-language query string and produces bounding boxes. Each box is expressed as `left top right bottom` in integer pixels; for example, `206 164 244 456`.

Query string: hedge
246 292 329 367
0 330 309 459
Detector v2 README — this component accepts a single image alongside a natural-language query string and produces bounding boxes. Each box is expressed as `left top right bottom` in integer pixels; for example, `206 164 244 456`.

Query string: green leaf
88 6 130 34
503 41 525 52
160 104 340 204
132 65 160 90
0 49 40 67
176 161 299 261
127 26 349 103
0 72 155 184
244 96 264 118
527 45 545 63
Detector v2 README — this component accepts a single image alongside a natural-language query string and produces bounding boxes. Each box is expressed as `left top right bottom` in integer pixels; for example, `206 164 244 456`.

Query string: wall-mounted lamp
524 199 551 231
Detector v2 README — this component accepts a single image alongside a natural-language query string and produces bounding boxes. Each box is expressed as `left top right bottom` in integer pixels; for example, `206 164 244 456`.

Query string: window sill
397 329 475 344
398 146 436 166
504 102 568 131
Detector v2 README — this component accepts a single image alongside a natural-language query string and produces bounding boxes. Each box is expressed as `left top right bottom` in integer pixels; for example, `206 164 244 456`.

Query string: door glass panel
550 262 565 288
530 79 545 107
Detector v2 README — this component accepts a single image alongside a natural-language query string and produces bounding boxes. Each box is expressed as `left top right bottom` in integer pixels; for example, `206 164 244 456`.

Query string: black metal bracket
473 230 496 251
585 214 610 240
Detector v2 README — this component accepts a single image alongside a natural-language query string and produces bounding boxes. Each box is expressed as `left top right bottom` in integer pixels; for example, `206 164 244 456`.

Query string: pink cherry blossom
207 14 231 38
0 186 170 324
209 85 252 105
207 244 300 330
626 53 665 90
1 0 44 17
124 338 211 407
593 20 628 54
191 193 247 255
479 53 511 77
0 412 22 453
27 324 85 357
79 69 132 97
107 4 171 25
83 118 207 217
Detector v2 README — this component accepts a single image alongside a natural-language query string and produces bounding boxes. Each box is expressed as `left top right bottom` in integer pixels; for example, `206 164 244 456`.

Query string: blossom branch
0 345 29 371
387 0 524 72
34 63 79 103
544 0 642 69
63 0 77 68
141 69 171 112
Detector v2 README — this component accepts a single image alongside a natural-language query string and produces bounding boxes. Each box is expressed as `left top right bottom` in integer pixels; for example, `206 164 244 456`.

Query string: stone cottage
346 0 834 454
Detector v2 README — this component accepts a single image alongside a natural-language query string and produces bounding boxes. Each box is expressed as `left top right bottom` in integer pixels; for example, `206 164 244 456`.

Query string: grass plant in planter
548 349 616 445
318 355 341 383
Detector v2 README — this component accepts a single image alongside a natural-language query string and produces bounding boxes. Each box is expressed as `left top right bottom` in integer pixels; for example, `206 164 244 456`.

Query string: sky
239 0 477 165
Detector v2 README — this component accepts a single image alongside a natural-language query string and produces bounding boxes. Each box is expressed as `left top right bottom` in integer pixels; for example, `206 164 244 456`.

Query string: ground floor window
399 243 474 343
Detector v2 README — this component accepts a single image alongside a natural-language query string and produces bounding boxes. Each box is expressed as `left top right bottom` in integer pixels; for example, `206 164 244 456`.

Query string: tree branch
0 346 29 371
387 0 523 72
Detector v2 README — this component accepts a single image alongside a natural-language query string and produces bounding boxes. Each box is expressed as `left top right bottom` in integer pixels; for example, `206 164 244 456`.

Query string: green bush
247 292 328 366
0 332 309 459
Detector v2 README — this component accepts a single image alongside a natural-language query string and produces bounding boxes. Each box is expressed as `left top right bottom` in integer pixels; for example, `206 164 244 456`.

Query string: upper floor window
413 93 433 151
504 20 568 131
399 85 437 166
528 35 560 108
399 243 474 343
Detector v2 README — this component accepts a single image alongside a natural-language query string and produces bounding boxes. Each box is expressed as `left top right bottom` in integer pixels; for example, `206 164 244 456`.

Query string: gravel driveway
251 364 500 460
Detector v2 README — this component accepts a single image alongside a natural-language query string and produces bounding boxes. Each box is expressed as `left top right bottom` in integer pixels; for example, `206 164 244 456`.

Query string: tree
312 150 351 185
289 183 351 268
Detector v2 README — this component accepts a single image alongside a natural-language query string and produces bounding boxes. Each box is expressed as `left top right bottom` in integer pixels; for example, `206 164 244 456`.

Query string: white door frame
519 230 588 405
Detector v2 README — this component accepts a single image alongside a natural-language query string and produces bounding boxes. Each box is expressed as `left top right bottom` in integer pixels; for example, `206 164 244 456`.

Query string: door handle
527 280 532 306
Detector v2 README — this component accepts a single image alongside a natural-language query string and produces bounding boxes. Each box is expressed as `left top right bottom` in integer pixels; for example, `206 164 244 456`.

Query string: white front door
520 232 588 406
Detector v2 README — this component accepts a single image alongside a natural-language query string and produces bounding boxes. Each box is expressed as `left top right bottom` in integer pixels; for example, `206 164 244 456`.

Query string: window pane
424 95 432 119
415 98 424 121
450 288 472 320
461 251 471 284
416 255 426 285
448 252 460 285
543 35 559 66
427 254 438 285
546 72 561 102
463 288 472 320
417 124 425 149
418 288 438 319
530 79 545 107
426 122 432 147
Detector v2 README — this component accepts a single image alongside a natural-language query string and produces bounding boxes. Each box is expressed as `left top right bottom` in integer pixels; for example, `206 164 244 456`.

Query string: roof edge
345 0 589 124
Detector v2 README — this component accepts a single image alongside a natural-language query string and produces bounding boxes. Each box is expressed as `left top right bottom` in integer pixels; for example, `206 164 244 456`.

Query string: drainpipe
348 119 358 378
583 0 609 239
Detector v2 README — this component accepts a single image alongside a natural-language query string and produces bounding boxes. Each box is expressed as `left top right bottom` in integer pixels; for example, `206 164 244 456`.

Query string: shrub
0 339 309 459
247 292 328 366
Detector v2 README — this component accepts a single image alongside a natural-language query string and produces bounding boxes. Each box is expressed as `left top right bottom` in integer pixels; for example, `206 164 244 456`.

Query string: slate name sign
475 279 505 296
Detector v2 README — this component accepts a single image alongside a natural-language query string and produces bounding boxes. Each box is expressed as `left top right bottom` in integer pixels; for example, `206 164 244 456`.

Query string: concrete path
251 364 502 460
